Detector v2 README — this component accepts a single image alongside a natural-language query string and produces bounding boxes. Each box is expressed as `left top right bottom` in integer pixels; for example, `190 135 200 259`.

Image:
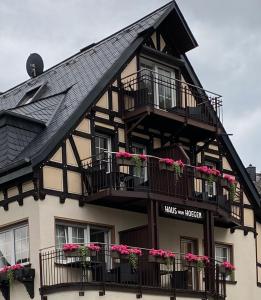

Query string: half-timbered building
0 1 260 299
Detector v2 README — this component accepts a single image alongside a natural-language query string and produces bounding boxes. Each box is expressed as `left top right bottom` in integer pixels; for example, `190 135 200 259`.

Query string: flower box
64 249 97 258
148 255 167 264
116 158 136 166
111 251 129 260
219 265 230 275
159 164 174 171
195 170 209 180
0 272 8 282
14 267 35 280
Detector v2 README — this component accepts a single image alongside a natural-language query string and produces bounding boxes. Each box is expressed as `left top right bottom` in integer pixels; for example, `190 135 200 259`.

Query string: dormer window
19 82 46 106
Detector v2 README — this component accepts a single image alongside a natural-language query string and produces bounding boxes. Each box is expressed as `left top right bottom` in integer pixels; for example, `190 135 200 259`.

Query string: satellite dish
26 53 44 78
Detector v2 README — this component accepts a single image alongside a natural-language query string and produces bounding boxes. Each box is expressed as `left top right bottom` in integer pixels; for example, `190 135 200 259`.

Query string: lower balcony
82 155 242 227
39 245 226 299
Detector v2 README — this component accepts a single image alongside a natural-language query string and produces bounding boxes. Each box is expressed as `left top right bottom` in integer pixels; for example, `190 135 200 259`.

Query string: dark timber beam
203 210 215 293
147 200 159 248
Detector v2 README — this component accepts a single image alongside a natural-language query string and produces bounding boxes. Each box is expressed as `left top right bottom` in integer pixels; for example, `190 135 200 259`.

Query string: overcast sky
0 0 261 169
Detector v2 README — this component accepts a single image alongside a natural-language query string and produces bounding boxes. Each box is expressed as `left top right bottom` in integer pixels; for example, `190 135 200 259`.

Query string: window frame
215 242 234 281
140 58 178 109
0 222 30 266
18 82 46 106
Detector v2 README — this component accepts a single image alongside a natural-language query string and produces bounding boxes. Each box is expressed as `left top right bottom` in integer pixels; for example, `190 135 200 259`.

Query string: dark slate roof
9 93 66 124
0 1 178 173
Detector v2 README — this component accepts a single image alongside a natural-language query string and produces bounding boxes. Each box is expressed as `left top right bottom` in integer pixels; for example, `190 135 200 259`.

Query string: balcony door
132 143 147 183
140 59 177 110
95 133 112 173
180 238 198 290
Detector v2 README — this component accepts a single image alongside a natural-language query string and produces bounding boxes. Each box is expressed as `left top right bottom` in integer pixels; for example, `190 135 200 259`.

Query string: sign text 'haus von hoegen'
161 204 205 221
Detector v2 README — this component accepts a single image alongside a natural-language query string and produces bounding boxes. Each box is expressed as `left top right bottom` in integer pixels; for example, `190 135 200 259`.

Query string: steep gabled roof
0 1 194 178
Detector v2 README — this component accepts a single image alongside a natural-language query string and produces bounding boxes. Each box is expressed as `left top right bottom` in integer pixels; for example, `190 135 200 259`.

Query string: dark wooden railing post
185 86 188 122
171 258 176 300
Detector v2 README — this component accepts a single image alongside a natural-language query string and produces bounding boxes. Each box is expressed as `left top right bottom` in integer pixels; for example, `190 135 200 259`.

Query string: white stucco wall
0 196 260 299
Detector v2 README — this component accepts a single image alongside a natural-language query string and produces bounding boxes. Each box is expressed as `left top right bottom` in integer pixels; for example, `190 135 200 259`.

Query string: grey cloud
0 0 261 168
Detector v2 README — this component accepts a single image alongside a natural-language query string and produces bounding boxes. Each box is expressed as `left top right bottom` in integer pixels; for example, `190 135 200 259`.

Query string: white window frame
140 59 177 109
215 243 233 280
55 222 112 268
132 142 148 181
56 222 111 246
95 133 112 173
0 224 30 266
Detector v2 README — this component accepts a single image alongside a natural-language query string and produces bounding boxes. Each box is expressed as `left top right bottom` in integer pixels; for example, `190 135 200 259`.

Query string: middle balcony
82 153 242 227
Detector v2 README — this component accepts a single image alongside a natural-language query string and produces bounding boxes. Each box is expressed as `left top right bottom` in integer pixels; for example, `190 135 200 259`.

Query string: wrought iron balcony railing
81 154 242 223
121 69 223 127
39 244 226 298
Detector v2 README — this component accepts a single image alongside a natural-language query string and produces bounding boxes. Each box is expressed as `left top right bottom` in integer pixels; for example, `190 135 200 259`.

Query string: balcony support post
203 210 215 294
147 199 159 249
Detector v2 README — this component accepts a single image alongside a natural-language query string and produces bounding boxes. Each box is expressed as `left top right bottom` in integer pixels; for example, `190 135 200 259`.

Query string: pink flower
196 166 221 177
87 244 101 252
139 154 147 161
159 158 174 166
63 243 80 252
111 244 131 255
185 253 199 262
223 174 236 184
116 152 133 159
129 248 142 256
222 261 235 270
0 264 24 273
199 256 210 264
149 249 175 258
174 160 184 168
0 266 10 273
10 264 24 271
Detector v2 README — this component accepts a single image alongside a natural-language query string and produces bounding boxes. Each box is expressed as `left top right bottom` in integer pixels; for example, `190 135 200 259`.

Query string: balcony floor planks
123 105 221 134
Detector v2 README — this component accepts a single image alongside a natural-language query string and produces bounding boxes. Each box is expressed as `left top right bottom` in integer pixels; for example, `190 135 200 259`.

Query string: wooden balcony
39 245 226 299
81 155 242 227
121 70 223 139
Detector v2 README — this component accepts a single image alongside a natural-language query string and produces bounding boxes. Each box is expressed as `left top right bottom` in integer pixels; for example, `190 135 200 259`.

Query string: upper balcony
81 153 242 227
120 69 223 138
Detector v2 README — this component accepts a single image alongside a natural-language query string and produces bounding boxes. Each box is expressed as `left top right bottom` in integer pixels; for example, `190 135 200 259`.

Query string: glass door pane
180 238 198 290
140 63 154 105
132 143 147 183
95 134 111 172
158 68 173 110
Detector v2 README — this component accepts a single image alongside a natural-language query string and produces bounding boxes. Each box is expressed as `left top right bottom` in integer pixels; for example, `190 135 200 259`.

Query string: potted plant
110 245 142 270
195 166 221 183
184 253 209 270
220 261 235 275
222 174 237 201
128 248 142 271
111 244 130 259
148 249 175 266
116 152 147 175
0 264 24 286
159 158 184 177
63 243 101 258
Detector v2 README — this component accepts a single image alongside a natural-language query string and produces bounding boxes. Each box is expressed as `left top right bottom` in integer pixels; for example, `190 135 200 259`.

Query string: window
215 243 233 279
95 133 112 172
0 224 30 266
140 59 177 110
19 83 46 106
204 161 217 197
132 143 147 181
55 222 111 249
